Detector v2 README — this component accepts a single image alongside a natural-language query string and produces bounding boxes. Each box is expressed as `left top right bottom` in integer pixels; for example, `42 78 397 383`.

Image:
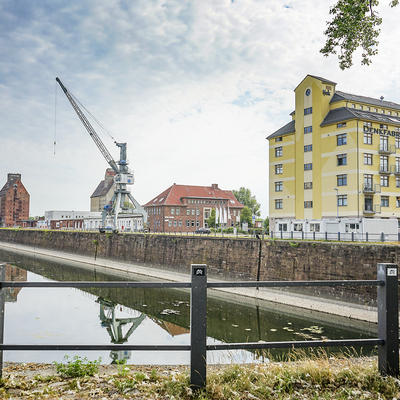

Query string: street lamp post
334 188 339 219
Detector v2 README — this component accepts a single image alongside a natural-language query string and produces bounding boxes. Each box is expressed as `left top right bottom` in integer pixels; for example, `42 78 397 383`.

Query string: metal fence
0 263 398 390
271 230 400 242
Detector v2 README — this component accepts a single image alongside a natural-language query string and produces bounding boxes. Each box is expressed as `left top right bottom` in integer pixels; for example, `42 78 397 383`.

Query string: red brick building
0 173 30 227
144 183 244 233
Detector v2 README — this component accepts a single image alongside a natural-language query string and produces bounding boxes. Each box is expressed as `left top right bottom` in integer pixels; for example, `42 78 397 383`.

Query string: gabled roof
0 174 28 198
144 184 244 208
320 107 400 127
266 120 295 140
294 75 337 91
331 90 400 111
91 178 115 198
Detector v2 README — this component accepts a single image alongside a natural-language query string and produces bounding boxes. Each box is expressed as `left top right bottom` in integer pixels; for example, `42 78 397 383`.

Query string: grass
1 356 399 399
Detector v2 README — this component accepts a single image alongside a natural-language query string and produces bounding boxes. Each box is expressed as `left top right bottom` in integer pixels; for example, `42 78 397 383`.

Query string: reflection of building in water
151 318 189 337
4 264 27 302
96 297 146 363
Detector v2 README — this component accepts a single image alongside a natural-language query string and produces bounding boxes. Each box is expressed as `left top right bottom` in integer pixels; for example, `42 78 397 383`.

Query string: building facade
144 183 244 233
267 75 400 236
0 173 30 227
90 168 116 212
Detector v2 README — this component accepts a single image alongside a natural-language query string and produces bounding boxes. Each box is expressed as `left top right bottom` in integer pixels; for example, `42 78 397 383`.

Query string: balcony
363 204 381 215
378 144 395 155
379 166 391 174
362 184 380 194
392 165 400 175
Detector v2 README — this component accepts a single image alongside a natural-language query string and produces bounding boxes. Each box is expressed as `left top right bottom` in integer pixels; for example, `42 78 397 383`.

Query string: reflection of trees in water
0 250 376 361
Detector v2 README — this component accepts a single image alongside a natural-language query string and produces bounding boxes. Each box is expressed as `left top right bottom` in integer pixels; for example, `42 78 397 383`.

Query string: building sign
363 125 400 138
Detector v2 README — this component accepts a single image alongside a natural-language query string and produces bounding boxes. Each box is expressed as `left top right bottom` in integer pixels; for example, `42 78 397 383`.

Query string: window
191 220 195 227
380 135 388 151
380 155 389 171
275 146 283 157
396 137 400 149
364 153 373 165
380 175 389 187
304 144 312 152
304 201 313 208
293 223 303 231
337 174 347 186
304 163 312 170
364 132 372 145
304 107 312 115
337 195 347 206
196 209 200 216
396 176 400 188
191 209 195 216
364 121 372 127
337 133 347 146
275 199 283 209
275 136 282 142
364 174 373 189
168 220 172 227
278 223 287 232
381 196 389 207
186 209 190 215
275 164 283 174
304 126 312 134
178 220 182 227
351 104 356 108
173 220 177 227
337 154 347 166
380 124 388 129
304 182 313 189
397 197 400 208
275 181 283 192
186 220 190 227
171 208 175 215
337 122 346 128
176 208 180 215
310 223 320 232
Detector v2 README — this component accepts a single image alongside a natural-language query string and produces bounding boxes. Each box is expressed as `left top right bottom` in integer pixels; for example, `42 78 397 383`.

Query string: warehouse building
267 75 400 239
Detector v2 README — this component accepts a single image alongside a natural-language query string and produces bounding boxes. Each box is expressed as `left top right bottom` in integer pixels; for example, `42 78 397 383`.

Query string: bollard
280 230 283 239
377 263 399 377
381 232 385 242
338 232 340 241
301 231 304 240
351 232 354 242
325 231 328 241
366 232 368 242
313 231 315 241
190 264 207 390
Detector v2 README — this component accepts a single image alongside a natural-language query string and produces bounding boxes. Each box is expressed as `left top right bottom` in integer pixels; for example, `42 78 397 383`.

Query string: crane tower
56 77 147 232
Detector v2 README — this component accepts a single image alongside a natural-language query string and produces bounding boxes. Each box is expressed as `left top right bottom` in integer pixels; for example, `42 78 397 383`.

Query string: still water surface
0 249 376 365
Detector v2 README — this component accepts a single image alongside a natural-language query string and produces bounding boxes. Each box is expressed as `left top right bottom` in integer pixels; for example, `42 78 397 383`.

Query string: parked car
195 227 211 234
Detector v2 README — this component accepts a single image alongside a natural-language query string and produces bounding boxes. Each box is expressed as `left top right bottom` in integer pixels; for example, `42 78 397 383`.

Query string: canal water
0 248 377 365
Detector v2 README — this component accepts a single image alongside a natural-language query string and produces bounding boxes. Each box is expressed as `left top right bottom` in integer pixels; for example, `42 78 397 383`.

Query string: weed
115 359 130 377
54 355 100 378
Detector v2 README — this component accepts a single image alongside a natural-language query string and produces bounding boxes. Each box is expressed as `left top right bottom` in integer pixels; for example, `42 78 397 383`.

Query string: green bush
54 356 100 378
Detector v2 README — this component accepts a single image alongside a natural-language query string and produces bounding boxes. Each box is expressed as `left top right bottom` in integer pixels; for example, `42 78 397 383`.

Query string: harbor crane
56 77 147 232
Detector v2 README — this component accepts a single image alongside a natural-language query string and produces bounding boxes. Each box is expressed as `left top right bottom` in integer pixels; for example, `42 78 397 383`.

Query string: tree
240 206 253 227
207 208 216 228
233 187 261 217
321 0 398 69
263 217 269 232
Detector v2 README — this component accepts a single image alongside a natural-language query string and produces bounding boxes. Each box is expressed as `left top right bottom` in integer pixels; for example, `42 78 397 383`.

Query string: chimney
7 173 21 183
211 183 219 190
105 168 116 180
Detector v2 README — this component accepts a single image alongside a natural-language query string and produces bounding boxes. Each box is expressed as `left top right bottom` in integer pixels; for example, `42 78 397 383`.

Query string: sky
1 0 400 218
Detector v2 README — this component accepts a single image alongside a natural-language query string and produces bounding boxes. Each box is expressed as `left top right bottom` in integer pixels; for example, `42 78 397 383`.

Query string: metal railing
0 263 398 390
270 230 399 242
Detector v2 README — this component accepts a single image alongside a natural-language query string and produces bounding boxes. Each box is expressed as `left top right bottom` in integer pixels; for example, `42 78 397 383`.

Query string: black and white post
190 264 207 390
377 263 399 377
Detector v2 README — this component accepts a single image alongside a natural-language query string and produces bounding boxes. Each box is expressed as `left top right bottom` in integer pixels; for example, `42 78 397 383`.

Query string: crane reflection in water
96 297 146 363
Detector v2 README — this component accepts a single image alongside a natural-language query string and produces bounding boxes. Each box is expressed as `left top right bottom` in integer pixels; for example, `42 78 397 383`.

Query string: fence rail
0 263 398 390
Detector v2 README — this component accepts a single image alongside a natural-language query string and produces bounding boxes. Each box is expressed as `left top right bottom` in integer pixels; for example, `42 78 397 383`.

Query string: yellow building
267 75 400 239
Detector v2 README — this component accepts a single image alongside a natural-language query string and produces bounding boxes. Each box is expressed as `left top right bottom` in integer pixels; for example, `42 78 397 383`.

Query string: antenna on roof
380 96 384 101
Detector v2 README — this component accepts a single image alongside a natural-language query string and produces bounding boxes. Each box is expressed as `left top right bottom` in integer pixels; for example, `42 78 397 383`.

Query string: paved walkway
0 241 378 325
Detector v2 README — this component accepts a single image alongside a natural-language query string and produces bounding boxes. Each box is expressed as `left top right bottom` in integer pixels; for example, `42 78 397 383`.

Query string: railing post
325 231 328 241
381 232 385 242
190 264 207 390
377 263 399 377
366 232 369 242
313 231 315 241
0 264 5 379
351 232 354 242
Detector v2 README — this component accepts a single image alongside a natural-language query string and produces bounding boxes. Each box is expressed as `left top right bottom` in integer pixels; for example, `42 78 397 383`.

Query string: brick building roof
90 169 116 198
144 184 244 208
0 173 24 197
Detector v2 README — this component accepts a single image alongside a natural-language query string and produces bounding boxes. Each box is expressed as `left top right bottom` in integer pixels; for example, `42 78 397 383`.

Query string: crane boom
55 77 119 173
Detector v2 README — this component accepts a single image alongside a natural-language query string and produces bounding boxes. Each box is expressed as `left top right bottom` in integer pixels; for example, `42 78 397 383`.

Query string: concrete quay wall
0 230 398 285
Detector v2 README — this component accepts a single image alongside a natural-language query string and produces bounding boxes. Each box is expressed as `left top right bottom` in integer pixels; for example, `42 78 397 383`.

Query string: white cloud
0 0 399 217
